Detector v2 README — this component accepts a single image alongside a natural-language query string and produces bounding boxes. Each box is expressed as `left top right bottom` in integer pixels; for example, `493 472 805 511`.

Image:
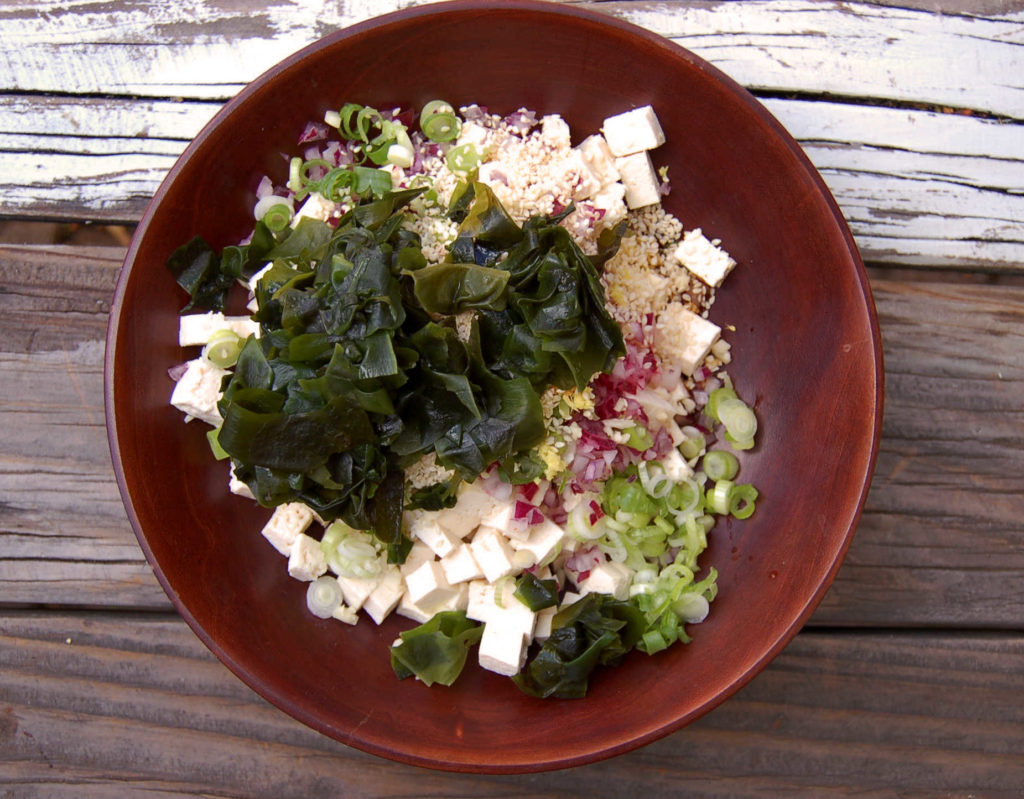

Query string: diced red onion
297 121 328 144
167 362 189 381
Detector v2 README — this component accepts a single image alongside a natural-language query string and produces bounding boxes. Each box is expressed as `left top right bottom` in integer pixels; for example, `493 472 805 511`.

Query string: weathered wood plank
1 612 1022 795
2 244 1023 628
2 94 1022 269
1 1 1020 116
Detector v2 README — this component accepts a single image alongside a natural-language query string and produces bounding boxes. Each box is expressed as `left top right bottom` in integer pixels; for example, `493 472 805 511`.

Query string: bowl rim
105 0 884 773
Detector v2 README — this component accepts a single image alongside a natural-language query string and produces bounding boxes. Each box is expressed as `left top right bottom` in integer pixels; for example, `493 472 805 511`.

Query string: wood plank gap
753 88 1021 123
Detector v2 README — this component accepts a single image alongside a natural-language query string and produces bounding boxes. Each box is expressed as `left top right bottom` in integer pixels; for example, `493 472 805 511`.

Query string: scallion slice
729 484 759 519
446 143 481 175
717 397 757 442
702 450 739 482
707 479 735 516
306 576 343 619
420 100 460 142
202 329 244 368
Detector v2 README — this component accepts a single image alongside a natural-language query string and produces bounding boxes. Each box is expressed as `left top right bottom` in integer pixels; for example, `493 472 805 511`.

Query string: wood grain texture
1 1 1022 269
2 244 1023 627
3 94 1021 269
1 611 1022 796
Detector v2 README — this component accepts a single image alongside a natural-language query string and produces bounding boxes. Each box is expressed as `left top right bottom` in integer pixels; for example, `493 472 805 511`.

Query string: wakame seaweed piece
217 393 375 473
371 464 412 563
390 610 483 687
166 236 236 312
514 573 559 612
513 593 646 699
447 182 524 266
409 262 510 314
499 215 625 390
219 219 278 282
406 475 461 511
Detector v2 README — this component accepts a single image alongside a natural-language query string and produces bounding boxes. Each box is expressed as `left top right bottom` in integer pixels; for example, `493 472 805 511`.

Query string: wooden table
2 0 1023 795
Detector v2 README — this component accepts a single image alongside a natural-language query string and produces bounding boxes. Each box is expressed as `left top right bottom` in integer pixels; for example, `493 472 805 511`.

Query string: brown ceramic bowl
105 0 882 773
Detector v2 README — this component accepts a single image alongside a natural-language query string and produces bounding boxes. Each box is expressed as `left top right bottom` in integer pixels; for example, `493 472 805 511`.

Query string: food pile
167 100 758 697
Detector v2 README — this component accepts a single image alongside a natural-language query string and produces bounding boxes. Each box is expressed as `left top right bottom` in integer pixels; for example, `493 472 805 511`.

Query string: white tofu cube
287 533 328 582
398 540 436 578
672 228 738 288
336 573 380 611
260 502 314 556
568 149 602 201
654 302 722 376
332 602 359 625
170 358 228 426
540 114 572 150
291 191 337 226
577 561 634 601
178 312 259 347
400 581 470 623
590 182 628 229
228 465 255 499
561 591 583 609
440 544 484 584
615 152 661 209
509 519 565 568
534 606 558 643
432 481 499 539
362 565 404 624
479 500 531 542
478 621 528 676
405 560 459 611
601 105 666 156
575 134 621 187
466 580 536 638
470 526 518 583
410 516 460 558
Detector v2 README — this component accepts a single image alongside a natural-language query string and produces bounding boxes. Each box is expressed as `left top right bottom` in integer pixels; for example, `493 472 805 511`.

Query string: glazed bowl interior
106 0 882 773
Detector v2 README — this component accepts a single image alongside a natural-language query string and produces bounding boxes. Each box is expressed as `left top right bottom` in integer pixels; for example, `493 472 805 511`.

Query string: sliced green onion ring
708 479 735 516
202 329 244 368
446 143 481 175
702 450 739 482
729 484 759 519
420 100 460 142
717 397 757 442
706 386 738 422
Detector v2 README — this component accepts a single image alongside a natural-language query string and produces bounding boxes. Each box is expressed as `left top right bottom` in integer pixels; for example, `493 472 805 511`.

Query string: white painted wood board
0 1 1021 116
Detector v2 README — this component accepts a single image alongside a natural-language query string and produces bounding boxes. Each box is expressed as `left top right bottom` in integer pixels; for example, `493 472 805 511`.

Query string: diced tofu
169 358 228 426
508 518 565 568
577 561 634 601
568 149 602 200
178 312 260 347
615 151 661 209
405 561 460 611
479 500 530 542
287 533 328 582
470 526 518 583
291 191 337 226
396 592 433 624
534 606 558 643
575 134 621 186
363 566 404 624
336 573 380 611
601 105 665 156
672 228 738 288
398 582 469 623
561 591 583 609
590 181 627 228
440 544 484 584
478 621 528 677
228 465 255 499
540 114 572 150
398 540 436 578
331 602 359 625
260 502 314 556
455 121 492 153
654 302 722 376
409 515 460 558
432 481 499 539
466 580 536 638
